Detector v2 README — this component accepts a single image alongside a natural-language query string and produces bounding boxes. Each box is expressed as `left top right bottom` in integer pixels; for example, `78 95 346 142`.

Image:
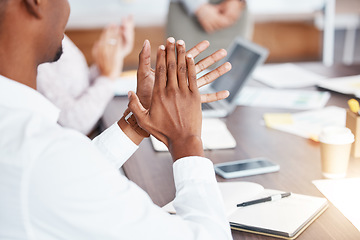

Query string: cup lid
319 126 354 145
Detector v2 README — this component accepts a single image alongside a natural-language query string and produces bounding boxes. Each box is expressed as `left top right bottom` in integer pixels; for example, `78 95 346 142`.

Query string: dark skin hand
136 38 231 110
118 38 232 145
128 41 204 161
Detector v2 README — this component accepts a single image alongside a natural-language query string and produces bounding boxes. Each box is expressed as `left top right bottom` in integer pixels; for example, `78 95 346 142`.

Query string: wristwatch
123 109 150 138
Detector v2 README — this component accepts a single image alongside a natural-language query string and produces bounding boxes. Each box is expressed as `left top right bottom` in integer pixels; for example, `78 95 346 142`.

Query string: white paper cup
319 126 354 179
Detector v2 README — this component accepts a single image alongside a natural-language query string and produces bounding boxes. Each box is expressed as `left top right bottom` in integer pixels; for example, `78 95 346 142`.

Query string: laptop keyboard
201 103 214 110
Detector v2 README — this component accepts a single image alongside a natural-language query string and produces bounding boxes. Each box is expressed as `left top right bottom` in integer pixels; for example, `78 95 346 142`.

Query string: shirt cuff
92 122 138 169
181 0 208 15
173 156 217 186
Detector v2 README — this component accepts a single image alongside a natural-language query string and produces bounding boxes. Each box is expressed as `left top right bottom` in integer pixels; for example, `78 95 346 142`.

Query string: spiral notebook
163 182 328 239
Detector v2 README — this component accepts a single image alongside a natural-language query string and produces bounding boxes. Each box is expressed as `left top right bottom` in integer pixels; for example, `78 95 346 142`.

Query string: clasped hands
125 37 231 160
196 0 245 33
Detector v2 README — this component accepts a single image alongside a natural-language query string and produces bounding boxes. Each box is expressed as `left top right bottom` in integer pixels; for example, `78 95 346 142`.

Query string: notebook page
218 182 264 216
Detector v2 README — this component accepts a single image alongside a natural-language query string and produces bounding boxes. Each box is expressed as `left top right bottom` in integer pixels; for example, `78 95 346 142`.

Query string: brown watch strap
123 109 150 138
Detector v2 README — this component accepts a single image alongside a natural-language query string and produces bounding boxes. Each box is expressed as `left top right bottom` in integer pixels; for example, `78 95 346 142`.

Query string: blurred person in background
37 16 134 135
168 0 253 61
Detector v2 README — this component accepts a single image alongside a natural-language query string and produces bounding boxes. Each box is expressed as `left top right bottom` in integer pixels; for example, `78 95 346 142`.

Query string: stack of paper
317 75 360 97
263 106 346 141
237 87 330 110
253 63 325 88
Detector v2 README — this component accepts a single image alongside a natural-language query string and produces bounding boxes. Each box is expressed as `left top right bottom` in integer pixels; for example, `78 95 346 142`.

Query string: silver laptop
201 37 269 118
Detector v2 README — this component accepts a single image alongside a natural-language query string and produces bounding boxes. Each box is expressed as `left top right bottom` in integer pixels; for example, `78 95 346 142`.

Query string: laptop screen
211 43 263 103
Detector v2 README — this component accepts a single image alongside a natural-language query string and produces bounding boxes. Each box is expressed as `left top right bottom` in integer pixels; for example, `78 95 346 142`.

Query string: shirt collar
0 75 60 123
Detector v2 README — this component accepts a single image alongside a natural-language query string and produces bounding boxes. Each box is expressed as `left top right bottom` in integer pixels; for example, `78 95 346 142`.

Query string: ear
22 0 43 19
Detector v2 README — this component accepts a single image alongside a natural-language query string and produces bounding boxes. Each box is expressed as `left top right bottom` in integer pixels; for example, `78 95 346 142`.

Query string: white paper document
317 75 360 97
114 70 137 96
313 178 360 231
253 63 325 88
265 106 346 141
151 118 236 151
236 87 330 110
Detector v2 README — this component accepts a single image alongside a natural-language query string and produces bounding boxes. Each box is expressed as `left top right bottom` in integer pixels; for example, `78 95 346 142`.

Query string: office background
65 0 360 68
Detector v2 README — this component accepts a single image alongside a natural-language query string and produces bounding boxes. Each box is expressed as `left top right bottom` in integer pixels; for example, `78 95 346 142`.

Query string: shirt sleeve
92 122 138 169
27 129 232 240
179 0 209 15
172 157 233 239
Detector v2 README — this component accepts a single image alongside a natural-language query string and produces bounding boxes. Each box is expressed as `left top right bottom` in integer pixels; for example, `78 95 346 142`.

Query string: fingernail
142 40 146 48
226 62 232 70
177 40 184 46
160 45 165 50
128 91 132 98
187 54 193 58
168 37 175 43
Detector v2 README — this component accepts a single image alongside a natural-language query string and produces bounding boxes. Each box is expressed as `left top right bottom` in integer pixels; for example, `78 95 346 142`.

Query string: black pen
237 192 291 207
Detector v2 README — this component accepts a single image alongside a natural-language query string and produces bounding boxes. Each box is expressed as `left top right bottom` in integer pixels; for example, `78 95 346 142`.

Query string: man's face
40 0 70 64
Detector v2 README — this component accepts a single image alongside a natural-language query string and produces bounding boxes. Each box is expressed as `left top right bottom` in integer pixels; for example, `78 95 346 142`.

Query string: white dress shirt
0 75 232 240
37 36 115 135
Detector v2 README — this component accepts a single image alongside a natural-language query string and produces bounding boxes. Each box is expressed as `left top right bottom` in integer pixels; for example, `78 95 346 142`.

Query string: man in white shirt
37 18 134 135
0 0 233 239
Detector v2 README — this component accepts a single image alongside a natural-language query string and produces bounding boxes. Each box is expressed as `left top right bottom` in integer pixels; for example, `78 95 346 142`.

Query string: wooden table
102 63 360 240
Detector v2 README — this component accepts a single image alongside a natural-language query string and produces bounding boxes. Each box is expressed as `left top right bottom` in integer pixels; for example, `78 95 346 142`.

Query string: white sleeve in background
57 76 115 134
37 36 116 135
177 0 209 15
